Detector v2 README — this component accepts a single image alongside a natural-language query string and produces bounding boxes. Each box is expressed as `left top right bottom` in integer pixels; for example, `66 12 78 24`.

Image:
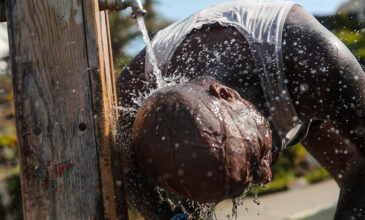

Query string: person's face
168 77 273 184
132 77 272 202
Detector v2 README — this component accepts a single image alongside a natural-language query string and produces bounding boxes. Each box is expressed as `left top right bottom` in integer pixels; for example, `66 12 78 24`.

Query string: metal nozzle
99 0 147 18
123 0 147 18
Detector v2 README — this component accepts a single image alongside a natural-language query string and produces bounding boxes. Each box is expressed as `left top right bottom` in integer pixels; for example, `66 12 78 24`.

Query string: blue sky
126 0 349 55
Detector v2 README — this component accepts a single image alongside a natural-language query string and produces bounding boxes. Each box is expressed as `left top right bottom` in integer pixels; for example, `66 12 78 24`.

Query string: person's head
132 76 272 203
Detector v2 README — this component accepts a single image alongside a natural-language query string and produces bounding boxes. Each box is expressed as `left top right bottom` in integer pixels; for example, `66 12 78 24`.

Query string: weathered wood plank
82 1 129 219
6 0 127 219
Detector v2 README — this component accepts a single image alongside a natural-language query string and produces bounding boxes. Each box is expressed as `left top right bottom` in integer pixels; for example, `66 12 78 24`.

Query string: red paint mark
42 160 74 190
54 161 73 179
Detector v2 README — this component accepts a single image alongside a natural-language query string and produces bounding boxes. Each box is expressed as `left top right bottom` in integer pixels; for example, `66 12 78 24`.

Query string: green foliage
334 13 363 31
271 144 307 177
0 194 6 220
322 12 365 65
114 56 134 75
248 144 307 196
0 92 13 105
6 166 22 220
0 134 17 148
128 207 143 220
305 167 330 184
249 144 331 196
334 29 365 63
116 56 134 67
0 74 13 105
249 171 295 196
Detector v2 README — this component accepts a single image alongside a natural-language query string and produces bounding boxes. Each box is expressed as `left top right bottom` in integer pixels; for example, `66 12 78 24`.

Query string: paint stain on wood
35 160 74 191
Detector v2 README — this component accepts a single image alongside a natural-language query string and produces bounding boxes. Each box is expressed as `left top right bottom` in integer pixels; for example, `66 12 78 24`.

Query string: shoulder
283 4 355 67
284 4 336 41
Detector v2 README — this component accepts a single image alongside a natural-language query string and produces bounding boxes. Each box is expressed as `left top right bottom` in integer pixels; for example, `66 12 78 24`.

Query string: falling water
136 16 165 88
155 187 217 220
155 184 258 220
115 16 189 113
253 186 261 205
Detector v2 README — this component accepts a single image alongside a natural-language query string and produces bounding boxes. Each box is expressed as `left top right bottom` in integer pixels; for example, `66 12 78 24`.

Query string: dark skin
117 5 365 220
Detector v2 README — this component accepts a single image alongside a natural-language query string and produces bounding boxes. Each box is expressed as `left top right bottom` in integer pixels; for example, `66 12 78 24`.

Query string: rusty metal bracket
99 0 126 11
99 0 146 18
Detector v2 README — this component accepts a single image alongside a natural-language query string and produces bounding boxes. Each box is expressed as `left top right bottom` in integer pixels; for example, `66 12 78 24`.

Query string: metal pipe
99 0 147 18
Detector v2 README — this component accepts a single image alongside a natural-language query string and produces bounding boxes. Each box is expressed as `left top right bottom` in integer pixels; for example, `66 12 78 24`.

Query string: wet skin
132 78 272 203
117 5 365 220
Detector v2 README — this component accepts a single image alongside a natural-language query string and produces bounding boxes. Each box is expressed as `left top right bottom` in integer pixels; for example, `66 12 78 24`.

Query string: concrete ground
214 180 339 220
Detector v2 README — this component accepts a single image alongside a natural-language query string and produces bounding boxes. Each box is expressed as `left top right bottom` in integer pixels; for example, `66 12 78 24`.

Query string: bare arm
284 5 365 219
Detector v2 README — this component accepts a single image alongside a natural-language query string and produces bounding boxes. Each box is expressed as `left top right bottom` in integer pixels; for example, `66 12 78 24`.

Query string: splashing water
115 16 189 115
253 186 261 206
155 185 255 220
136 16 165 88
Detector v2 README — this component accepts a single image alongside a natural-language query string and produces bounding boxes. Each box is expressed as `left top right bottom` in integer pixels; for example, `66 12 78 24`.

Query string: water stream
136 16 165 88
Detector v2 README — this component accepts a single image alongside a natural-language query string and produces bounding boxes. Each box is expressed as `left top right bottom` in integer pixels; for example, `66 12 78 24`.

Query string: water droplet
320 67 327 72
299 83 308 92
253 187 260 205
177 169 184 176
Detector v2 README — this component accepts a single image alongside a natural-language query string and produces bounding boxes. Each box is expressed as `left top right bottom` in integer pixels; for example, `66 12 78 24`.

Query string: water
136 16 165 88
115 16 189 115
156 186 216 219
155 185 256 220
253 187 261 205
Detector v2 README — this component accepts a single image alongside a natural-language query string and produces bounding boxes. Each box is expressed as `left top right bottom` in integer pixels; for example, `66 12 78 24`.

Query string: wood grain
6 0 128 219
83 1 129 219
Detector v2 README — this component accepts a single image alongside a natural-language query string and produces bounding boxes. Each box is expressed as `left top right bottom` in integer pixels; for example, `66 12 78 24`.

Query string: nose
209 84 234 101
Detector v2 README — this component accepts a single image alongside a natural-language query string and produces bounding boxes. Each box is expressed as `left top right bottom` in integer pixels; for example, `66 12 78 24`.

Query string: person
116 0 365 219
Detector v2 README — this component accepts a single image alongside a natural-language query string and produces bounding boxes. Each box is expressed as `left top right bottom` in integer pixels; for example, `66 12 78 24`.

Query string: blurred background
0 0 364 219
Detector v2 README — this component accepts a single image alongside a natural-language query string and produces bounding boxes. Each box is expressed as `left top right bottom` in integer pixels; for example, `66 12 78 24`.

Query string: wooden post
6 0 128 219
